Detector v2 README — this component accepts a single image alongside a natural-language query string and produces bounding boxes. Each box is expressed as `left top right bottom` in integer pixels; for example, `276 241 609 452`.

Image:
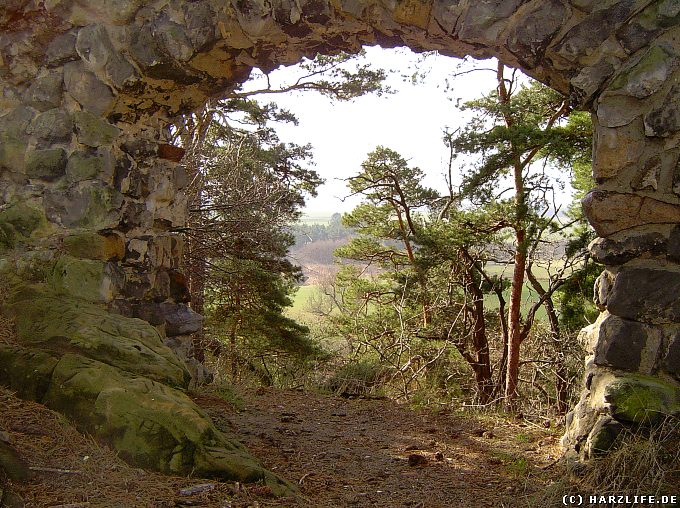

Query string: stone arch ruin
1 0 679 484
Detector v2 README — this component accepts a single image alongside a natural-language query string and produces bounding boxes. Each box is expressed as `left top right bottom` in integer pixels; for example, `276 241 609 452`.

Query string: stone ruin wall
0 0 679 477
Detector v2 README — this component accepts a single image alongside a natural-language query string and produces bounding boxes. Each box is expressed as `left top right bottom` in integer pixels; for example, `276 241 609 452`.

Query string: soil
1 385 564 507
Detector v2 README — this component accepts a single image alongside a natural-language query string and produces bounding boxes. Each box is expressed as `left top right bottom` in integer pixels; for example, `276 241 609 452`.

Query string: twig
299 472 315 485
28 466 82 474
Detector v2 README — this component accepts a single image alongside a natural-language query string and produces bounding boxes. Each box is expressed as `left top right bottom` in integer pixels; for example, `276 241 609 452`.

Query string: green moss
48 255 109 302
0 135 28 172
62 231 125 261
66 152 106 182
25 148 68 181
78 186 123 229
73 111 121 147
38 352 283 486
6 283 190 387
0 203 46 237
605 374 680 424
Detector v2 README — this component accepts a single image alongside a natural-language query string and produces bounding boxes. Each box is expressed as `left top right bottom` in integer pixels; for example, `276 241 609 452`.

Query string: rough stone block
609 45 673 99
155 18 195 62
44 183 123 229
74 0 146 25
66 150 112 182
0 203 46 238
4 284 190 386
30 108 73 145
644 84 680 138
607 267 680 324
553 1 634 62
589 232 667 265
75 24 114 72
603 374 680 424
25 148 68 181
24 71 64 111
184 1 217 50
458 0 524 43
73 111 121 148
582 190 680 237
62 231 125 261
49 255 123 303
46 30 79 66
593 313 649 372
585 415 624 458
505 0 567 67
119 300 201 335
63 61 114 116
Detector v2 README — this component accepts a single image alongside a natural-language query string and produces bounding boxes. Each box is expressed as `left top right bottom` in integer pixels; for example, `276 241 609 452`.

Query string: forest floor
1 385 569 508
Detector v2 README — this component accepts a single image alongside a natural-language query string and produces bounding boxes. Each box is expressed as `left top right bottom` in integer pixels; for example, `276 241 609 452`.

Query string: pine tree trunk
460 249 493 403
504 233 526 410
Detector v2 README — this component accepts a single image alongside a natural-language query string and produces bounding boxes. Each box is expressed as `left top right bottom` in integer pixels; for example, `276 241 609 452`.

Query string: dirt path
199 387 563 508
3 385 562 507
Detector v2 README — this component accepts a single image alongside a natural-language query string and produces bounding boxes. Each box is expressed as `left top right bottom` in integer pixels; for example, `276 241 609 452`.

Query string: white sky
244 46 571 217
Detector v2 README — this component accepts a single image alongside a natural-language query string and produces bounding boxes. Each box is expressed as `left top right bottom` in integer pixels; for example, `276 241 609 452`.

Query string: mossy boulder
43 182 124 229
48 255 123 303
0 346 289 493
0 203 47 250
604 374 680 424
4 284 189 387
65 151 109 182
0 286 293 494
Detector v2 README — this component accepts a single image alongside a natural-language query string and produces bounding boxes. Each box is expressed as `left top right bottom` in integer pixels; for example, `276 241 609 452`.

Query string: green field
286 285 323 322
287 278 550 324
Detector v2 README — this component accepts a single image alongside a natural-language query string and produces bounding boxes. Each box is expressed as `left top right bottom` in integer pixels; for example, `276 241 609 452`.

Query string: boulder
0 433 29 482
5 285 188 386
603 374 680 424
0 285 291 494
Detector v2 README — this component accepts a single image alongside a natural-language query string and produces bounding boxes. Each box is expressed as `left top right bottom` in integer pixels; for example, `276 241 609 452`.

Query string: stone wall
1 0 679 477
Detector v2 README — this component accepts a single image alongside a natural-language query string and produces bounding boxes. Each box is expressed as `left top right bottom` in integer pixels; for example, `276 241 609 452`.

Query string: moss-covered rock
66 151 107 182
0 344 291 493
0 203 48 253
73 111 120 147
62 231 125 261
48 255 121 302
25 148 68 181
0 203 46 238
605 374 680 424
4 284 189 387
0 283 293 493
0 345 59 401
585 415 624 457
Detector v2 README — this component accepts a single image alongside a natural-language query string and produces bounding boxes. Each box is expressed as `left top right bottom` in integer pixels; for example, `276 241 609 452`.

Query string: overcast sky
244 46 570 218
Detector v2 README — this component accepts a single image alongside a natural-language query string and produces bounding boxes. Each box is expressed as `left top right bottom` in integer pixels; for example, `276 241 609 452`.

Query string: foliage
173 52 391 386
444 66 593 409
309 70 594 412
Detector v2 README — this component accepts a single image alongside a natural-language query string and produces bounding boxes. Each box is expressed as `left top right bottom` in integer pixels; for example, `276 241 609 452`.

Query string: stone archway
1 0 679 481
